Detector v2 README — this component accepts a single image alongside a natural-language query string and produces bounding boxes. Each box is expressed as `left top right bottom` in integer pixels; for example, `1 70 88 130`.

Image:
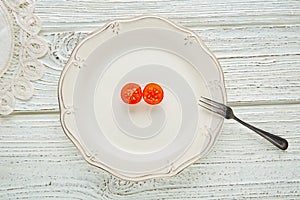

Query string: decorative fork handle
233 116 288 150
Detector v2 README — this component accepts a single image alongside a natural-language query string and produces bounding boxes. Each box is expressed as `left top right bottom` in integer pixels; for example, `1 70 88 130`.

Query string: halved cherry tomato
143 83 164 105
121 83 142 104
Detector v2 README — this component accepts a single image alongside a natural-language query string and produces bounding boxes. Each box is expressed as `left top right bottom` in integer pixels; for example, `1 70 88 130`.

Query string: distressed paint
0 105 299 198
1 0 300 199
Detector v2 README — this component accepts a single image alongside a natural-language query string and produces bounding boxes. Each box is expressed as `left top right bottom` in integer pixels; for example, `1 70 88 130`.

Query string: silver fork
199 96 288 150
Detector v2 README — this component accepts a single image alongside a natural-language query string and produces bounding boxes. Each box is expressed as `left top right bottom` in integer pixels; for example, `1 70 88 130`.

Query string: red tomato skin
121 83 142 104
143 83 164 105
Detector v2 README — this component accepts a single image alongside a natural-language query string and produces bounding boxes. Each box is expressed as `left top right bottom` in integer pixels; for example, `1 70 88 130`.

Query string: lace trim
0 0 47 115
49 32 87 66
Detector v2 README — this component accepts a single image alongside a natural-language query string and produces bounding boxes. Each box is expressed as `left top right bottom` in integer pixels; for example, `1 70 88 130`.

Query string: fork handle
233 116 288 150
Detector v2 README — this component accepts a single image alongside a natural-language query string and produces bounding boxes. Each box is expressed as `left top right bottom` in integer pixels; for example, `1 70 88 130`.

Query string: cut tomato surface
121 83 143 104
143 83 164 105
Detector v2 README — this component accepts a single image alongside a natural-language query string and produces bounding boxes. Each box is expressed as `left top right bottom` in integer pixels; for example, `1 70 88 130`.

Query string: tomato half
143 83 164 105
121 83 142 104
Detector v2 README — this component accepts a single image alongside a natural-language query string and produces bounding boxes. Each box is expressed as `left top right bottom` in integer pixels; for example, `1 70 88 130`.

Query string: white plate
58 16 226 181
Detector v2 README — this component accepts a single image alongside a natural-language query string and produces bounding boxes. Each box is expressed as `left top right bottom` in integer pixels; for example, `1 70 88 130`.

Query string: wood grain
1 0 300 199
9 0 300 112
35 0 300 31
1 104 299 199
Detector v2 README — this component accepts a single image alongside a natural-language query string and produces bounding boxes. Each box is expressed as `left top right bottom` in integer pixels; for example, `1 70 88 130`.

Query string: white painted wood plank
35 0 300 31
8 0 299 112
1 104 299 199
15 28 300 111
14 28 300 111
1 1 299 199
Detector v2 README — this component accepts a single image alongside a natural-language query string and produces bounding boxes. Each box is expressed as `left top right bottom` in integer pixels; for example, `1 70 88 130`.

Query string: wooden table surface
1 0 300 199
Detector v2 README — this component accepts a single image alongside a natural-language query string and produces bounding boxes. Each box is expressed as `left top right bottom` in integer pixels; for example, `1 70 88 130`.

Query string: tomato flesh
143 83 164 105
121 83 142 104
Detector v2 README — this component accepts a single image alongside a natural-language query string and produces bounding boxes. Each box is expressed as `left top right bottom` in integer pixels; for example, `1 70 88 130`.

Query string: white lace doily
0 0 47 115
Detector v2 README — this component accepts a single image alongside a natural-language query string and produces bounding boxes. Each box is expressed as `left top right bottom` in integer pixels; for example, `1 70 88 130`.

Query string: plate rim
58 15 227 181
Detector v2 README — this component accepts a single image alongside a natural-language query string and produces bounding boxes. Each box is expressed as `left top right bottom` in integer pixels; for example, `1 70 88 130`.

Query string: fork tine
198 102 225 117
200 96 226 108
199 99 223 112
